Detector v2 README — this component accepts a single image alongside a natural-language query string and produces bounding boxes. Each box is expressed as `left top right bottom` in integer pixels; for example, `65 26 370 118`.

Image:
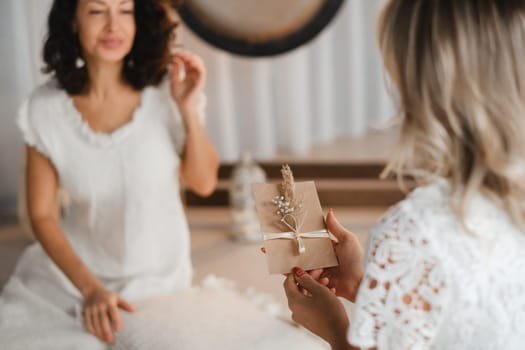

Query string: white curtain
0 0 51 204
179 0 394 161
0 0 393 203
12 0 394 159
10 0 52 96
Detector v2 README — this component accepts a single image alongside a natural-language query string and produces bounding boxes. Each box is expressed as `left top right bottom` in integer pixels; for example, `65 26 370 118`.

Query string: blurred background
0 0 400 310
0 0 397 213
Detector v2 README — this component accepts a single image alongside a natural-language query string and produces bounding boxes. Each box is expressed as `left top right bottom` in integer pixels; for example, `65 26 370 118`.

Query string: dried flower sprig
279 165 295 205
269 165 308 254
272 165 304 233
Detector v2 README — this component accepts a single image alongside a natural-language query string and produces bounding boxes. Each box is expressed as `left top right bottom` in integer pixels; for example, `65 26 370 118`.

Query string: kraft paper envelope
252 181 338 274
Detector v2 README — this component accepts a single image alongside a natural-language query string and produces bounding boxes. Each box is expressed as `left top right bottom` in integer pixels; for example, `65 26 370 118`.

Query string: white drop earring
75 57 85 68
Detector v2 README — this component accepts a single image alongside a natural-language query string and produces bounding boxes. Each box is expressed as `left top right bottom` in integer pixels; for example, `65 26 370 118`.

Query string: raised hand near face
170 51 206 117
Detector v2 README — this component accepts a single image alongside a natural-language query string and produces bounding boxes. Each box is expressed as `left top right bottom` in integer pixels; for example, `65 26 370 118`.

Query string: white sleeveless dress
348 180 525 349
0 80 192 349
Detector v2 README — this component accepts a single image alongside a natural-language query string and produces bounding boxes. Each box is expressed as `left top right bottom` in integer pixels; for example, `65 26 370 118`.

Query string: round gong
177 0 344 57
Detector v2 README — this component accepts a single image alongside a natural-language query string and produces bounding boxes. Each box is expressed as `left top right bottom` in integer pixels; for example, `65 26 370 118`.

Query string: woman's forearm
179 110 219 196
30 216 103 297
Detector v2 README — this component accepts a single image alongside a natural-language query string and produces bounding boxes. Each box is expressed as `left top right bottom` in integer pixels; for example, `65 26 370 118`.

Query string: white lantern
229 152 266 242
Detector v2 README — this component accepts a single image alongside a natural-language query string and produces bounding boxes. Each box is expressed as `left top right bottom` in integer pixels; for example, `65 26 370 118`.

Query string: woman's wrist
79 280 104 299
179 107 200 120
174 91 206 123
179 108 203 131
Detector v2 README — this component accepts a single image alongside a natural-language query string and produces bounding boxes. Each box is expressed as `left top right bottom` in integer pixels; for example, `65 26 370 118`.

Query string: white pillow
114 286 328 350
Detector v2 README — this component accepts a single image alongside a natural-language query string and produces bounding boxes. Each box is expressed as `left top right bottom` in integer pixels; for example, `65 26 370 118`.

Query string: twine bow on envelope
263 229 331 254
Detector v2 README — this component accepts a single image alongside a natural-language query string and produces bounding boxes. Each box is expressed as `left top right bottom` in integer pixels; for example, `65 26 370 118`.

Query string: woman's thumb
326 209 351 242
117 298 136 313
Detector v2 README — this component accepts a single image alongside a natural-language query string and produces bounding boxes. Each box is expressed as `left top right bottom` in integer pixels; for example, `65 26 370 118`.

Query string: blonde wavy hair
378 0 525 228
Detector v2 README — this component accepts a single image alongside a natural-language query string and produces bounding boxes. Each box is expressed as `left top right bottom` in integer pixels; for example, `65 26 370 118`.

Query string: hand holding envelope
251 165 338 274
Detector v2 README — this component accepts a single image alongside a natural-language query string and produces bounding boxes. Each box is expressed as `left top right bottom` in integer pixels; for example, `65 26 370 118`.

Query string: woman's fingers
171 54 205 100
117 297 136 313
174 50 199 64
84 309 95 335
308 269 324 280
82 289 134 343
98 307 114 343
90 308 103 341
319 276 330 286
174 52 205 81
173 52 197 72
108 304 122 332
85 303 126 343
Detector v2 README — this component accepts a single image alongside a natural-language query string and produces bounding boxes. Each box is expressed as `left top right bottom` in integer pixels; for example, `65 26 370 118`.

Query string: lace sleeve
348 203 449 350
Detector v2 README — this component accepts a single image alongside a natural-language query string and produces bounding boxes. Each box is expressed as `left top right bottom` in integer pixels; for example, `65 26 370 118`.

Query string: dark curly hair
43 0 181 94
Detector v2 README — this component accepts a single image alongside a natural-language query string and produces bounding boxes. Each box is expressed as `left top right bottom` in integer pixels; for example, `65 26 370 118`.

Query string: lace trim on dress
61 88 149 148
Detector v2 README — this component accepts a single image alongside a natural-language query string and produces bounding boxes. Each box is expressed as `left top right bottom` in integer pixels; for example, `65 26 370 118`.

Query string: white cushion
114 286 328 350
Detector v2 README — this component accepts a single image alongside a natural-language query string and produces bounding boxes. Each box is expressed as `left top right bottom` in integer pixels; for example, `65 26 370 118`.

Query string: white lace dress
0 80 192 349
348 180 525 349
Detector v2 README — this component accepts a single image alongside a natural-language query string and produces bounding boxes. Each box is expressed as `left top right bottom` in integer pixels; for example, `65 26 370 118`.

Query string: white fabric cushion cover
114 286 328 350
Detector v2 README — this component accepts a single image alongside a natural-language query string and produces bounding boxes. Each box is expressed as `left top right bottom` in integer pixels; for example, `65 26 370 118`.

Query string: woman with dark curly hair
0 0 219 348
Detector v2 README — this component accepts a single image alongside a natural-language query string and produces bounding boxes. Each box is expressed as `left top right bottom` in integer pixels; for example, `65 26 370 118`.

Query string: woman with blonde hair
284 1 525 349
